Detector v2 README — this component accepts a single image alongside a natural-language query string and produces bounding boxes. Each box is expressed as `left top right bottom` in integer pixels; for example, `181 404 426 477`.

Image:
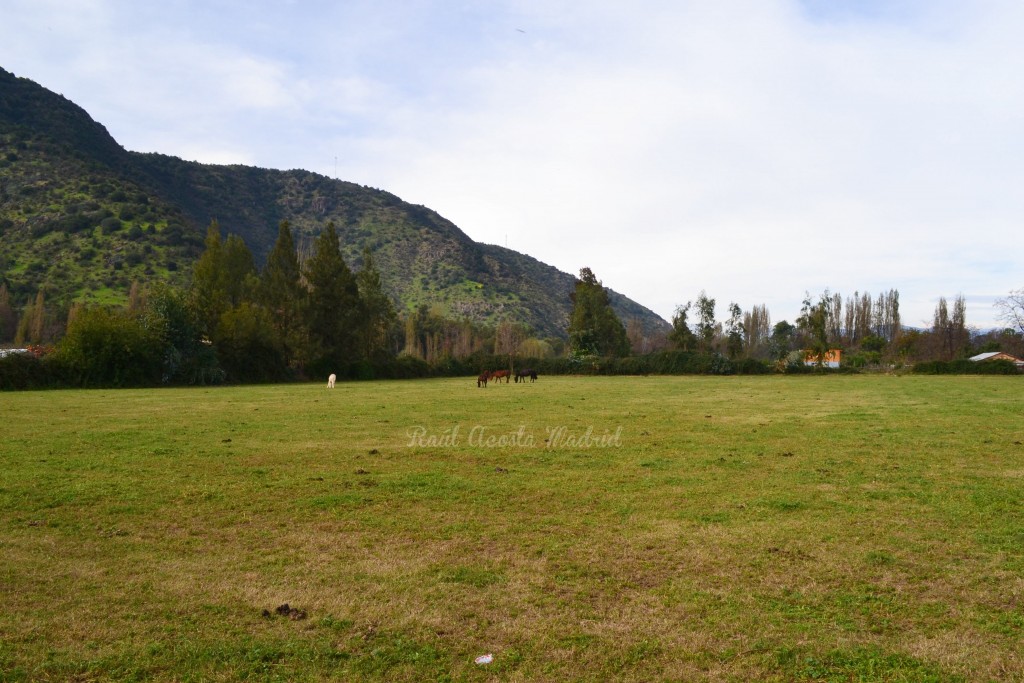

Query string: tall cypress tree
191 221 226 338
355 246 396 361
304 222 363 370
221 234 255 308
259 221 307 364
191 220 256 339
567 267 630 357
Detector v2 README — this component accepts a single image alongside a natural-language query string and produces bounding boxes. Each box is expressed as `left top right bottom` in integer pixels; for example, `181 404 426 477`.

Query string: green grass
1 375 1022 681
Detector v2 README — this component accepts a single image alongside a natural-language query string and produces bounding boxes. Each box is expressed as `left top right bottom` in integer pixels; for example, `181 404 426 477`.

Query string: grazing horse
515 369 538 383
477 371 491 388
327 373 336 388
490 369 511 384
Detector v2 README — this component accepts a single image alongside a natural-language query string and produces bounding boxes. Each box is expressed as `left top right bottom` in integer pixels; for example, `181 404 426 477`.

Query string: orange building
803 349 842 368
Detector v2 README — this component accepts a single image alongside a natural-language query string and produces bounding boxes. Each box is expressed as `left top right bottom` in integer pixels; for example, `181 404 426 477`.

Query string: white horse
327 373 336 388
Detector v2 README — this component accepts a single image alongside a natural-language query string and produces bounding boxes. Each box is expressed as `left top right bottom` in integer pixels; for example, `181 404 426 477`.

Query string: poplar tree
15 290 47 345
743 304 771 359
933 294 967 360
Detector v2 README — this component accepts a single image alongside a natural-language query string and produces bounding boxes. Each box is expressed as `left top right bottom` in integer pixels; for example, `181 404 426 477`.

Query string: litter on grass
474 653 494 665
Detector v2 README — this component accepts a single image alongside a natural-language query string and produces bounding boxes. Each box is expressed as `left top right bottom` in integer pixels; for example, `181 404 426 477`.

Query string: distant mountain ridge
0 66 669 339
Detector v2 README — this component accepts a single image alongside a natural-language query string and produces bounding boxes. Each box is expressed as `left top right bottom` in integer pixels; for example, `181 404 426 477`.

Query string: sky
2 0 1022 330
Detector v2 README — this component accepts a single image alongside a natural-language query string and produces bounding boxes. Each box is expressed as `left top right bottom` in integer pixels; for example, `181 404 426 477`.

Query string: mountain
0 67 669 339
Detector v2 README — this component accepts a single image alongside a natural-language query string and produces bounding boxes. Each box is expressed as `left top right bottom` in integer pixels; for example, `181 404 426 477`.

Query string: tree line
0 221 566 387
2 227 1024 388
658 286 1024 369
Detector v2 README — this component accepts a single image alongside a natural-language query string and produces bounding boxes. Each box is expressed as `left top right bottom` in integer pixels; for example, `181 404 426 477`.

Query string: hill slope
0 67 669 339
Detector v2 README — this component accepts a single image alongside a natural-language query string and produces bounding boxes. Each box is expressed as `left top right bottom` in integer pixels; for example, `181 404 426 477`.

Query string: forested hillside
0 67 669 339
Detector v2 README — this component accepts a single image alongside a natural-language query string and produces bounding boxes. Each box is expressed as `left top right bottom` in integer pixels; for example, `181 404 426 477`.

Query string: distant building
969 351 1024 368
804 349 842 368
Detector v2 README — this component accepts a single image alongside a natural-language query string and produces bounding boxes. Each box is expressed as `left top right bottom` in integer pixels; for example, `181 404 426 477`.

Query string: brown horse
477 371 491 388
489 369 511 384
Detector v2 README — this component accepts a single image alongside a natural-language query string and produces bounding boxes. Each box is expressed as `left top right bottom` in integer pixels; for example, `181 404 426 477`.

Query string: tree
694 291 716 353
626 317 657 354
191 221 226 337
15 290 48 345
58 306 165 387
797 292 830 364
495 320 528 358
355 246 397 361
259 221 308 365
221 234 256 308
669 302 696 351
127 280 145 313
850 291 873 346
769 320 796 361
215 302 287 383
567 267 630 357
0 283 15 342
145 284 222 385
725 302 744 359
742 304 771 359
873 289 901 343
191 222 257 330
995 288 1024 336
304 222 363 370
933 294 968 360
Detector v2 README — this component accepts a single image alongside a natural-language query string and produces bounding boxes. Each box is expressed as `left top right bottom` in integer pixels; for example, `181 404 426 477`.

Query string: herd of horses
325 369 535 389
477 368 538 387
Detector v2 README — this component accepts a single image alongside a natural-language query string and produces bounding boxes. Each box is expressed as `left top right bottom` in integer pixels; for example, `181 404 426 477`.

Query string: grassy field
1 375 1022 681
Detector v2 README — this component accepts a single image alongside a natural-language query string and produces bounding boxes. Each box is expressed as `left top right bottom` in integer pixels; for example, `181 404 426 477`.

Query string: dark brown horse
489 369 511 384
515 369 538 383
477 371 491 388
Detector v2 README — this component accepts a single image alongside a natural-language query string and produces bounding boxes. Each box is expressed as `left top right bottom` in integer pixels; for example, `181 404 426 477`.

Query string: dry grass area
1 375 1022 681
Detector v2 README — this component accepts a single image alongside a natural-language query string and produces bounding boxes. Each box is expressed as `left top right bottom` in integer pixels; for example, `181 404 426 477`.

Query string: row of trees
660 287 1024 367
180 219 401 380
1 220 404 385
3 226 1024 384
4 221 577 385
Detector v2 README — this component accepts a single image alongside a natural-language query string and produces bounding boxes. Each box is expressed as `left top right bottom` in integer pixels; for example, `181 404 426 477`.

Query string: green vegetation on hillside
0 126 201 305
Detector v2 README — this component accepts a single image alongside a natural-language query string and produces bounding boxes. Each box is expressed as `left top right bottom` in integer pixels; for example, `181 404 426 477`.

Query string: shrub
913 359 1018 375
57 307 166 387
0 352 68 390
736 357 771 375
